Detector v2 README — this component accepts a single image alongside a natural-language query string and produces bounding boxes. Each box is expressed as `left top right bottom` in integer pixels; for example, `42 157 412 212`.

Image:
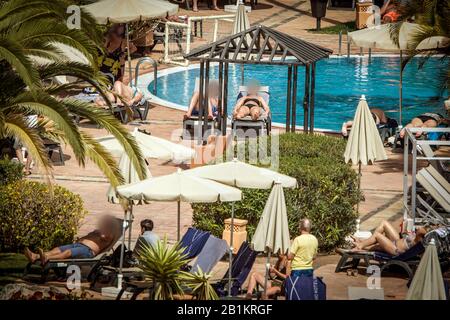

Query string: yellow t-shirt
290 234 318 270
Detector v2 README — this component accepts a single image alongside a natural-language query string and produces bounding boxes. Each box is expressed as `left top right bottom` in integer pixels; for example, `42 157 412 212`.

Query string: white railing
163 14 235 66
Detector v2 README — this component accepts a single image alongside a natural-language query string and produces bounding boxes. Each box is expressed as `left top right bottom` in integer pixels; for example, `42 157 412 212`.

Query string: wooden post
286 65 292 133
218 61 224 132
310 62 316 134
198 60 205 145
203 60 210 145
303 64 310 133
222 62 229 136
291 65 298 132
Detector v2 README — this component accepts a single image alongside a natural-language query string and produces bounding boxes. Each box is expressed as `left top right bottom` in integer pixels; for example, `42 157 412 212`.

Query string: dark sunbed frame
335 242 425 282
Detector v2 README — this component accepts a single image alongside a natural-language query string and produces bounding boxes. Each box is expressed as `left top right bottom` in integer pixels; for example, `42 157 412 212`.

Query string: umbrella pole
125 23 133 83
177 200 181 241
228 201 235 297
399 50 403 126
128 204 133 249
263 250 271 298
118 209 127 289
356 161 362 215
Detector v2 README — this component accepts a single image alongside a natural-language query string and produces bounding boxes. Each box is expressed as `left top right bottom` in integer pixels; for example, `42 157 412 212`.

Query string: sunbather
399 111 449 138
24 215 120 265
351 220 427 255
193 0 220 12
381 0 400 23
245 254 290 300
341 108 392 137
95 80 144 107
184 81 219 120
233 81 270 121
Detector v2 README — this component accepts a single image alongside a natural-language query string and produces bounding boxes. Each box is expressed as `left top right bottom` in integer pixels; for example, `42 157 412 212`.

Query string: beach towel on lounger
190 236 228 274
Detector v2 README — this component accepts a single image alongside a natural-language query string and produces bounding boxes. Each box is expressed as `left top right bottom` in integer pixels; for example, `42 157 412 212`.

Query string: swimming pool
146 56 448 132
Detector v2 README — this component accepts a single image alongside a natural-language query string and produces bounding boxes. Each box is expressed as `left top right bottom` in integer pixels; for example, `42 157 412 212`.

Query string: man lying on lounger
233 81 270 121
24 215 120 265
351 220 428 255
341 108 396 137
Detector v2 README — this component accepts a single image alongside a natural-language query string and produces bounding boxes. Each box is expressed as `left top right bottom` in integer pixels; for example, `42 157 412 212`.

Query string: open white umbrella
185 158 297 296
251 183 290 297
348 23 450 124
116 169 242 240
344 95 387 214
82 0 178 79
406 239 446 300
98 129 195 163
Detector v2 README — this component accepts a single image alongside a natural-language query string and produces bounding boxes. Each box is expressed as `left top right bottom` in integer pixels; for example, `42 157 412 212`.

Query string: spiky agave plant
179 268 219 300
0 0 147 184
138 239 189 300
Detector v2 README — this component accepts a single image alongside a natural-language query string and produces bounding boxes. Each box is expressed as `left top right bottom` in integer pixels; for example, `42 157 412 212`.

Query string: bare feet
38 248 48 266
207 115 214 121
183 114 190 120
244 293 252 300
213 6 220 11
193 6 199 12
24 247 38 263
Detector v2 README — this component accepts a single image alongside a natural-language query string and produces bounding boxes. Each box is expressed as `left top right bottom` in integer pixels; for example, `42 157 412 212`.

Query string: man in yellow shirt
288 219 318 277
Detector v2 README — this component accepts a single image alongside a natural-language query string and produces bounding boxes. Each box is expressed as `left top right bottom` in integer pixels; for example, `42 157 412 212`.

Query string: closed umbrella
185 158 297 296
82 0 178 80
116 169 242 240
251 183 290 297
232 1 251 83
348 23 450 124
344 95 387 214
406 239 446 300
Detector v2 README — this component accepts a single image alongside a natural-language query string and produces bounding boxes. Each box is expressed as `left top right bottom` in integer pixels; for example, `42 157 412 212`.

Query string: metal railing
402 127 450 223
134 57 158 95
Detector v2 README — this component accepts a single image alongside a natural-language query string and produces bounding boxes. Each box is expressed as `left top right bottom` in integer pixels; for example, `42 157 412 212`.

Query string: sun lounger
335 242 425 282
23 218 123 283
416 166 450 225
213 241 257 297
179 227 210 260
417 144 449 181
182 78 217 140
42 138 64 165
377 118 398 144
190 236 228 274
232 86 271 138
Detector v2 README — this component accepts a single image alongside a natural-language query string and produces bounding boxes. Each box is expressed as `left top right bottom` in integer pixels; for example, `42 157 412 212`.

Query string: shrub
0 158 23 186
192 133 361 252
0 180 87 252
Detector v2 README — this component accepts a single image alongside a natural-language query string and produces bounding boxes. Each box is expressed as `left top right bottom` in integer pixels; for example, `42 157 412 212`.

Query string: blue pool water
150 56 448 131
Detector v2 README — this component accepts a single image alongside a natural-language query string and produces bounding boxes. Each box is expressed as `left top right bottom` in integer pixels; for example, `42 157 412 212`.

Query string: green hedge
0 158 23 186
192 133 361 252
0 180 87 252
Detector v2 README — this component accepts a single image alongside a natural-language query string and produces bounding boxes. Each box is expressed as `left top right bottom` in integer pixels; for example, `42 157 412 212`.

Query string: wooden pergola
183 25 332 143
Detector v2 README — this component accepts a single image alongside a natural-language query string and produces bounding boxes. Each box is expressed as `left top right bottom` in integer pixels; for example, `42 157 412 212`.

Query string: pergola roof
184 25 333 65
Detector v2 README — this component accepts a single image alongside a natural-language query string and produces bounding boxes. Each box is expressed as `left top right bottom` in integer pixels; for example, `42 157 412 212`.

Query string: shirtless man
341 108 389 137
24 215 120 265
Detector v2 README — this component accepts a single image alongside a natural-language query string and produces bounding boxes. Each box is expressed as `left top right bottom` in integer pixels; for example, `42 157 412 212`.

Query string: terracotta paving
21 1 449 299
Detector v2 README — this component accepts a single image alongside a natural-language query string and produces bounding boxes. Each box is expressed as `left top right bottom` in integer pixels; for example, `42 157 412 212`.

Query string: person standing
288 219 318 277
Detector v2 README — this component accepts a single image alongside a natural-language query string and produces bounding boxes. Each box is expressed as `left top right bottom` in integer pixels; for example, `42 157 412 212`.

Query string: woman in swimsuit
400 112 449 138
245 254 290 300
184 81 219 120
352 220 427 255
95 80 144 107
233 82 270 121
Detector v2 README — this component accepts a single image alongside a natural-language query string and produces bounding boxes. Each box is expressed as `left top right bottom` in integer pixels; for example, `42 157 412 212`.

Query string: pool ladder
134 57 158 95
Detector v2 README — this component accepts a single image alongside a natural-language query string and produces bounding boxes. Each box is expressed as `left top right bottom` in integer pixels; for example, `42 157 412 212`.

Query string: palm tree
0 0 147 185
391 0 450 90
